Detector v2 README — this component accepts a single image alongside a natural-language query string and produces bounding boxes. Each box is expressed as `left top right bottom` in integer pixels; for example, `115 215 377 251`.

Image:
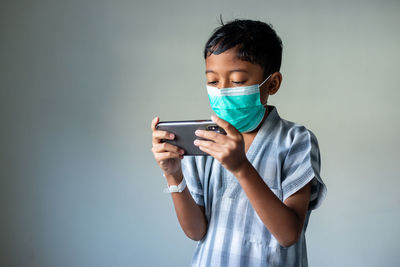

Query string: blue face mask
206 75 271 133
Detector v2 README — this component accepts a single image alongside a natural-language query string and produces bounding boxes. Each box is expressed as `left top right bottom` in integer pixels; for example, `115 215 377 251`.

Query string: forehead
205 46 263 75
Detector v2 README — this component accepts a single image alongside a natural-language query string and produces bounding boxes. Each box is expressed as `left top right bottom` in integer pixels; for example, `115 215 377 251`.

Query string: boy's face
205 46 270 104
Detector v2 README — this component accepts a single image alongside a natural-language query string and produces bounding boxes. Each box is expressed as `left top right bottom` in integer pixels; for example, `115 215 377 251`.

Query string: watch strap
163 177 186 194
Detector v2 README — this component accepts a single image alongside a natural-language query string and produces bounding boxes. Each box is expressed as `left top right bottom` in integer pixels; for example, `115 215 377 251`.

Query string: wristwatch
163 178 187 193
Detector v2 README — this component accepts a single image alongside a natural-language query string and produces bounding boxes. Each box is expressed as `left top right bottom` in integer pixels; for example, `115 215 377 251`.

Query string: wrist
232 159 253 180
164 169 184 186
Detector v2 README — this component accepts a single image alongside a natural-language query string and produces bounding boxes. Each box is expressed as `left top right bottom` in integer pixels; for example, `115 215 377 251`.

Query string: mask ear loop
259 74 272 106
259 74 272 87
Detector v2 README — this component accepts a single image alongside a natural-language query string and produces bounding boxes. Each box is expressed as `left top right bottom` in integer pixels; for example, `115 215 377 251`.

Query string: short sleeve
281 127 327 210
181 156 206 206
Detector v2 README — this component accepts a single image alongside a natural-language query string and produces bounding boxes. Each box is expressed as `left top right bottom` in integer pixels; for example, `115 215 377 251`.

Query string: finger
152 130 175 145
211 114 239 136
151 116 159 131
152 142 184 154
153 130 175 140
195 129 225 143
155 151 182 162
196 144 216 158
194 139 223 152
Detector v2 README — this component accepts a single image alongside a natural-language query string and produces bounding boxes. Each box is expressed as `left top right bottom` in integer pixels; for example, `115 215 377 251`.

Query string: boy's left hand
194 115 249 174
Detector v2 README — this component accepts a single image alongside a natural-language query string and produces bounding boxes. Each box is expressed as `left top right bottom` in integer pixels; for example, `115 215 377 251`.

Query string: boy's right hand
151 116 185 179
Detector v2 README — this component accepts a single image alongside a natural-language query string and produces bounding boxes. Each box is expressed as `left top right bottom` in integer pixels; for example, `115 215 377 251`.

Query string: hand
194 115 249 174
151 117 185 179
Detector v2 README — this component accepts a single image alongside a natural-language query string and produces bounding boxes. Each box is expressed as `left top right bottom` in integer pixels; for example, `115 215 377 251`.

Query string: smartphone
155 120 227 155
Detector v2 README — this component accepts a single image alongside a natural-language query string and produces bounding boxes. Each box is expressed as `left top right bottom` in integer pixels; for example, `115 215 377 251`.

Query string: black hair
204 19 283 78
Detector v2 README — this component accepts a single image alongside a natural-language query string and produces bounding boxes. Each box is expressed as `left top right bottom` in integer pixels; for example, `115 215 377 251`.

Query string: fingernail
195 130 200 135
179 149 184 154
170 133 174 138
194 139 199 145
211 115 216 121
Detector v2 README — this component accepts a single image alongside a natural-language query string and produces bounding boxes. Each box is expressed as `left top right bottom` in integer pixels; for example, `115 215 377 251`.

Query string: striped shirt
181 105 327 267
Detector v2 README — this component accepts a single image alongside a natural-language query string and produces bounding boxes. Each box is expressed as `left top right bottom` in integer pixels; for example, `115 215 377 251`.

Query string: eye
207 81 218 85
232 81 246 85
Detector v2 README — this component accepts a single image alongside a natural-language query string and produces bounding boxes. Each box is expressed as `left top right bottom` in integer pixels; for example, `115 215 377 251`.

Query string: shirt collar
245 105 281 160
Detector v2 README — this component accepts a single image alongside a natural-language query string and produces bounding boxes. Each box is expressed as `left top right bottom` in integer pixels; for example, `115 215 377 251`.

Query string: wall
1 0 399 266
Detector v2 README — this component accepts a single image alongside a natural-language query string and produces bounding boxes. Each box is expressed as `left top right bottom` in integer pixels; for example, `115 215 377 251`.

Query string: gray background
1 0 399 266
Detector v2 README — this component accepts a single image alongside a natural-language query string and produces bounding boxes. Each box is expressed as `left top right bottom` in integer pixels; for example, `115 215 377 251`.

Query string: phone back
156 120 226 155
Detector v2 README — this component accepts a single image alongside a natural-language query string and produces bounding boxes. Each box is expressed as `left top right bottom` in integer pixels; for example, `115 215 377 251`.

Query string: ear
267 72 283 95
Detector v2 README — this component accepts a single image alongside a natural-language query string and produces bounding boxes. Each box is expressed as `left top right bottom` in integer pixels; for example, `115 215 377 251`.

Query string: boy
151 19 327 267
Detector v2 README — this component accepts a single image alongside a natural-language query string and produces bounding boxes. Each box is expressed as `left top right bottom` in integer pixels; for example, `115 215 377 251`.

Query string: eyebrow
205 69 249 74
